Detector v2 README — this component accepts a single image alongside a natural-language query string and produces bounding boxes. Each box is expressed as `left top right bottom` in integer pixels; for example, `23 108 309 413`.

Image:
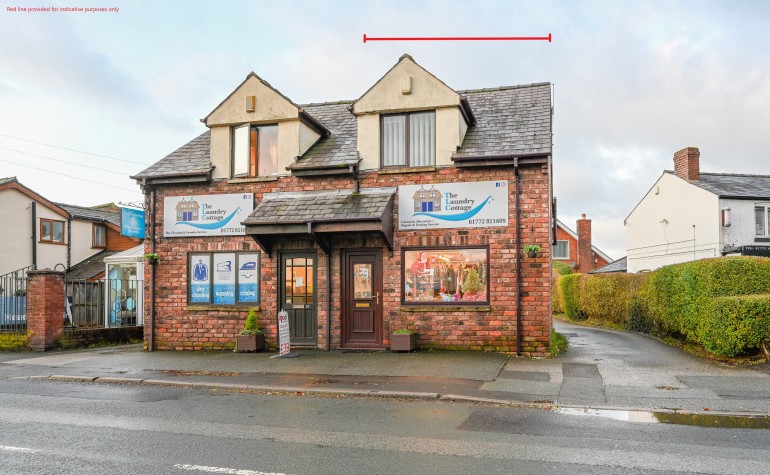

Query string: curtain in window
258 125 279 176
409 111 435 167
382 115 405 166
233 124 249 176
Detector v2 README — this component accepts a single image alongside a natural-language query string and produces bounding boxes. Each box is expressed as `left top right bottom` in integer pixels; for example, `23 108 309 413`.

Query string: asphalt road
1 379 770 474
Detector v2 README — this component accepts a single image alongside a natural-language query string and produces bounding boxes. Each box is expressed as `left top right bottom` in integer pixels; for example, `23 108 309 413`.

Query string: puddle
555 407 770 429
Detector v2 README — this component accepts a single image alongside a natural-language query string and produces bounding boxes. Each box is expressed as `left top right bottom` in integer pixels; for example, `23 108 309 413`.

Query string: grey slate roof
589 256 627 274
453 83 551 159
244 188 395 225
666 171 770 199
66 250 119 280
288 102 358 170
57 203 121 227
131 131 213 180
136 81 552 179
0 177 16 186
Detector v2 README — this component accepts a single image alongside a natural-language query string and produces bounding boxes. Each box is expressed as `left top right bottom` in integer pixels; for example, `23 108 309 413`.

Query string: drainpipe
149 186 156 352
31 202 37 270
66 216 72 270
326 250 332 351
515 163 523 356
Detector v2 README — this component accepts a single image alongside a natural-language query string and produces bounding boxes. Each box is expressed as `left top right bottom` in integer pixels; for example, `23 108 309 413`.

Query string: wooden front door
279 252 317 346
342 249 383 348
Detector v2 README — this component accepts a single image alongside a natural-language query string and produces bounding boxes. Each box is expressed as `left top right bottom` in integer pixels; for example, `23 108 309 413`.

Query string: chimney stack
577 213 593 273
673 147 700 181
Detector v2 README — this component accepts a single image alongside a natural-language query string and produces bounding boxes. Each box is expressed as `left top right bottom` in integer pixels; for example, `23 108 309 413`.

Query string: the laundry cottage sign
398 181 509 230
163 194 254 237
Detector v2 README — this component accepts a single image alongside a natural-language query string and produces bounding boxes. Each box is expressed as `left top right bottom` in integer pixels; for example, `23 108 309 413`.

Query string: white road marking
0 445 38 453
173 464 286 475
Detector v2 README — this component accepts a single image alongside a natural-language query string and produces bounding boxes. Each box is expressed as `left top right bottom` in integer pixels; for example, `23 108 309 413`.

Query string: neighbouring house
132 54 554 355
0 176 141 277
589 256 627 274
553 215 612 273
625 147 770 273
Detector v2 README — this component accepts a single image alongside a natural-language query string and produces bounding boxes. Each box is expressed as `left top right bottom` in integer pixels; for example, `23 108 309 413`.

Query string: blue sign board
121 207 146 238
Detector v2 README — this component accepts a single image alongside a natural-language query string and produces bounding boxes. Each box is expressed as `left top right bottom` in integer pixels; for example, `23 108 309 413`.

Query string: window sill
228 176 280 184
400 305 491 312
39 240 66 245
754 237 770 242
378 166 437 175
187 304 261 311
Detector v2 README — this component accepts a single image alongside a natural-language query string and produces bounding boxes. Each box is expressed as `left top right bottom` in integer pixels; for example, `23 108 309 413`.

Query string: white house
625 147 770 273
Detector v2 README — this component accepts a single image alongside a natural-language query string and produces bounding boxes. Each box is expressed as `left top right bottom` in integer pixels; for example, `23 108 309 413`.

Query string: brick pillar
27 270 65 351
576 213 593 273
673 147 700 181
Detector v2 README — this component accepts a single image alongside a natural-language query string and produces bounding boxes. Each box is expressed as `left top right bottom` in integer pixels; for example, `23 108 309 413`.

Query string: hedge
552 256 770 357
553 261 573 276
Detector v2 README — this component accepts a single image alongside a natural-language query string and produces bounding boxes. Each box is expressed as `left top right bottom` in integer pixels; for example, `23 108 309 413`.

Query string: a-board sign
278 310 290 356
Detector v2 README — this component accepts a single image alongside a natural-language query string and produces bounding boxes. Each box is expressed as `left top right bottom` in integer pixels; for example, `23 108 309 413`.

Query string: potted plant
144 252 160 265
523 244 541 258
390 328 417 352
236 308 265 352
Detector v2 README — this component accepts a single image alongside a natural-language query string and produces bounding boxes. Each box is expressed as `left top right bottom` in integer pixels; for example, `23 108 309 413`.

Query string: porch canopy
242 187 395 255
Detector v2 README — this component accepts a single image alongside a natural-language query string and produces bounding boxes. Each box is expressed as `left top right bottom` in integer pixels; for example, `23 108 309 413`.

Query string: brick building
132 55 553 355
553 215 612 273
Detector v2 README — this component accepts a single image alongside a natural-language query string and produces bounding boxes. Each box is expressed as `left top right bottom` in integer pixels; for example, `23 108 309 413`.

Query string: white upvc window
755 204 770 236
232 124 279 177
381 111 435 168
553 240 569 259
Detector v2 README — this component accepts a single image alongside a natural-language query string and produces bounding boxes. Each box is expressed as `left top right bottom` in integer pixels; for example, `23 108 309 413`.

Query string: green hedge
552 276 564 314
552 256 770 357
553 261 573 276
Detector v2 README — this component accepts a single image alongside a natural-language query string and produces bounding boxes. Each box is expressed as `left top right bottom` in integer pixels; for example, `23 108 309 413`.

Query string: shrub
698 294 770 357
560 273 586 320
240 309 261 335
580 274 647 326
552 261 573 276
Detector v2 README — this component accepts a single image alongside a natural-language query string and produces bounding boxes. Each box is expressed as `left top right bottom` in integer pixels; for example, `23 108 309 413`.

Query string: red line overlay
363 33 551 43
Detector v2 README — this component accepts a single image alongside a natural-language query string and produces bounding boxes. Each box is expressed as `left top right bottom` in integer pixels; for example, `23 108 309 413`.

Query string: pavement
2 319 770 415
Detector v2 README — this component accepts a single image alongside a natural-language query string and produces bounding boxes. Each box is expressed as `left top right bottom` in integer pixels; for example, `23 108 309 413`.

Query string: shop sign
742 245 770 257
164 194 253 237
120 207 145 238
398 181 508 230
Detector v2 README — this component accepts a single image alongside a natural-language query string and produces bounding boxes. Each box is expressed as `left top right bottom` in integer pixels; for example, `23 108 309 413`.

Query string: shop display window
188 252 260 305
402 247 489 304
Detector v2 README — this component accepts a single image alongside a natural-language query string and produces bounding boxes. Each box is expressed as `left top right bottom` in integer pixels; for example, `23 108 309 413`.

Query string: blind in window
409 111 435 167
382 115 405 166
553 241 569 259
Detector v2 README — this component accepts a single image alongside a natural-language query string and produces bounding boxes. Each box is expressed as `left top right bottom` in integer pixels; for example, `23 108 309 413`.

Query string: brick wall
144 164 552 355
59 326 143 349
27 270 65 351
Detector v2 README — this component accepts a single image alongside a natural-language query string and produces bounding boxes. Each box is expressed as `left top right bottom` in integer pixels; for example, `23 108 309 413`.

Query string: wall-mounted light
246 95 256 112
401 75 412 95
660 218 668 224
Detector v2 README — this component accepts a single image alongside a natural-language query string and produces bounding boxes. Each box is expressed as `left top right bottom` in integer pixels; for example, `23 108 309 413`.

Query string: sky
1 0 769 259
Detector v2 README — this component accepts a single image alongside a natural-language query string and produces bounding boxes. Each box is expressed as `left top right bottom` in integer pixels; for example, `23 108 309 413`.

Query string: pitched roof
555 219 613 263
666 170 770 199
57 203 121 227
287 101 359 171
589 256 627 274
0 176 68 217
243 188 395 225
0 177 16 186
65 250 119 280
453 83 552 159
131 131 213 180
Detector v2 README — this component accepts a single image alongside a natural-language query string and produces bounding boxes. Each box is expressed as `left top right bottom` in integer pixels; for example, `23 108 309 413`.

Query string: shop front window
189 252 261 305
403 247 489 304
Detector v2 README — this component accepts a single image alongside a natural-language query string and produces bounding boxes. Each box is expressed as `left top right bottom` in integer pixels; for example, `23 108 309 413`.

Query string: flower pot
236 333 265 352
527 250 538 258
390 333 417 352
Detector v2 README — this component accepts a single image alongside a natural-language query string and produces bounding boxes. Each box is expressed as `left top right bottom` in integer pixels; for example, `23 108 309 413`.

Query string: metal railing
0 266 31 333
65 278 143 328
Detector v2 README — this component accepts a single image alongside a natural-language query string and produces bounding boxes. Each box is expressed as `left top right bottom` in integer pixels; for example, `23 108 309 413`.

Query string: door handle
375 292 379 304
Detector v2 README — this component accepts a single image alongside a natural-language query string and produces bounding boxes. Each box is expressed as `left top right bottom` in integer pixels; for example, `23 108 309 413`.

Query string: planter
236 333 265 352
527 250 539 258
390 333 417 352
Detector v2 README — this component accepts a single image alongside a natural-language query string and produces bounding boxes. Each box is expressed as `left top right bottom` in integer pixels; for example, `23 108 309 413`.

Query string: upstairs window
40 218 65 244
93 223 106 248
553 240 569 259
233 124 278 177
756 204 770 236
381 111 435 168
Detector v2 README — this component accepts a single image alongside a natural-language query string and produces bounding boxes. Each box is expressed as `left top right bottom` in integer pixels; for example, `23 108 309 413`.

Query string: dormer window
233 124 278 177
381 111 435 168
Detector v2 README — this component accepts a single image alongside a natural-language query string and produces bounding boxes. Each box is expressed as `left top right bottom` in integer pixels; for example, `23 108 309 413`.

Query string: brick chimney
577 213 593 273
673 147 700 181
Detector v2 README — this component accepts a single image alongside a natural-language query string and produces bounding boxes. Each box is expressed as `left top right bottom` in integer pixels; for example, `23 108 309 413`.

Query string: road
2 379 770 474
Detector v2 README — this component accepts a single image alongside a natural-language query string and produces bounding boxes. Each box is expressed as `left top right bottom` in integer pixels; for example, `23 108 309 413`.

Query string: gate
0 266 31 333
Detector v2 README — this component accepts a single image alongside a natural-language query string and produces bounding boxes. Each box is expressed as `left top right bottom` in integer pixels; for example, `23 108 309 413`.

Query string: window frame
401 246 490 306
553 240 570 260
231 123 279 178
39 218 65 244
92 223 106 249
380 110 436 169
755 203 770 237
187 251 261 306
